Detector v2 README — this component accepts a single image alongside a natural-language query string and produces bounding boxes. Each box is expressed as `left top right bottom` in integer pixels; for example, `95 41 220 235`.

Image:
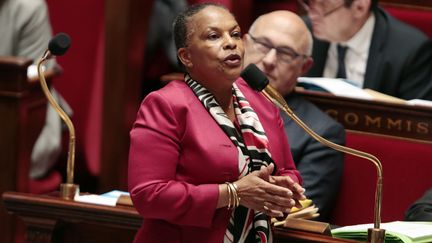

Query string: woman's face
179 6 244 88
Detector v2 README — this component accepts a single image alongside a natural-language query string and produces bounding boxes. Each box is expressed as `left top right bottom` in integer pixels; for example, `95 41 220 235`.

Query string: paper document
332 221 432 243
298 77 374 100
272 199 319 226
74 190 130 207
406 99 432 108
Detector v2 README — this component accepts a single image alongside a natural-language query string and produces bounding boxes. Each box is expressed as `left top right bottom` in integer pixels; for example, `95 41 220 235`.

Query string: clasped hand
234 164 306 218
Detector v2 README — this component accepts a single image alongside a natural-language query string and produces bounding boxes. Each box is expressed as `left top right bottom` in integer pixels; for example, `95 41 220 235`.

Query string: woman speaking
128 3 305 242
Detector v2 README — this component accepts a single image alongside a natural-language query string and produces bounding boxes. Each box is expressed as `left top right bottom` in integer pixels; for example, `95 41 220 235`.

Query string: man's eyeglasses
248 34 308 64
298 0 347 17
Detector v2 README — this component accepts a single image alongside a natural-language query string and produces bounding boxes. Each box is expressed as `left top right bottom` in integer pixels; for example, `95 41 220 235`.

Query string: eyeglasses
298 0 347 17
248 33 308 64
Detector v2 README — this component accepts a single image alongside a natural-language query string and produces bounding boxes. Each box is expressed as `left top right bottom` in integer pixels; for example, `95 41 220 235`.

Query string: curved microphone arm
37 49 78 200
263 84 385 242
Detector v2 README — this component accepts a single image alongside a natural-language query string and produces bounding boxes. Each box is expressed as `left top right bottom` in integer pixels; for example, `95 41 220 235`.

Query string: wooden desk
0 56 62 243
295 89 432 143
0 56 48 243
3 191 357 243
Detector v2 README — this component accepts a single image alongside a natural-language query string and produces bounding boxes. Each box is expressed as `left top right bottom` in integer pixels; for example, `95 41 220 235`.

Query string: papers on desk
297 77 432 107
332 221 432 243
406 99 432 108
74 190 130 207
297 77 374 100
272 199 319 227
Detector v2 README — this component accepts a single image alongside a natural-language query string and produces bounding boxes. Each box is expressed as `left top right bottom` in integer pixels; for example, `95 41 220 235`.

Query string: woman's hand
269 174 306 209
234 164 300 217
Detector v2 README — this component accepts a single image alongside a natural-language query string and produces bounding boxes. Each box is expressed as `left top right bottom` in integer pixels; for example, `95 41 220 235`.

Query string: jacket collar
364 7 390 89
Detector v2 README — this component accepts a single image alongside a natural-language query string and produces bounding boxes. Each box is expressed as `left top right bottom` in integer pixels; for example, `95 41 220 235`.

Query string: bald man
243 11 345 221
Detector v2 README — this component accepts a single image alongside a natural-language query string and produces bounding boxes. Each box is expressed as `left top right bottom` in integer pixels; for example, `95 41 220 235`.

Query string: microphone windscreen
240 64 269 91
48 33 71 56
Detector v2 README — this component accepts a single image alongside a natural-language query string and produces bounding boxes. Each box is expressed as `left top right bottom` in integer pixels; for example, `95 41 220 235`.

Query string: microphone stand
263 85 385 243
37 50 79 200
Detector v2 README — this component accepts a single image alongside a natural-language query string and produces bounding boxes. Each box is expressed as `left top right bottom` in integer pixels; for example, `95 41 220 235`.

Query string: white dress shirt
323 13 376 88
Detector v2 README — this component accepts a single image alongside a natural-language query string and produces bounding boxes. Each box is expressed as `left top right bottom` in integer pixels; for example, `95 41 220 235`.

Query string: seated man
301 0 432 100
243 10 345 221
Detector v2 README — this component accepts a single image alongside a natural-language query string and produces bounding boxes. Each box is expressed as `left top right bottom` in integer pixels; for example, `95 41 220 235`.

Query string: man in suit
243 10 345 221
302 0 432 100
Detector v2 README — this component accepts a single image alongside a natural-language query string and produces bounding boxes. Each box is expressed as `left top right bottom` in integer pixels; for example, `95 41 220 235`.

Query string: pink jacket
128 78 301 243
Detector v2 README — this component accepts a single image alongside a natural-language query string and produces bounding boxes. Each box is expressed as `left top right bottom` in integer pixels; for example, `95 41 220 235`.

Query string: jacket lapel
303 16 330 77
308 40 330 77
364 8 389 89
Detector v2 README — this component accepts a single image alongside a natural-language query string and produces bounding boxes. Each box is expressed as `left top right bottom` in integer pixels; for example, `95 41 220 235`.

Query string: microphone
48 33 71 56
37 33 78 200
241 64 385 243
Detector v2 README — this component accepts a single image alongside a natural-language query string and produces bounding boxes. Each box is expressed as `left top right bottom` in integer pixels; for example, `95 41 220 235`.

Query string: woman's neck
188 72 237 121
221 98 236 122
215 93 233 110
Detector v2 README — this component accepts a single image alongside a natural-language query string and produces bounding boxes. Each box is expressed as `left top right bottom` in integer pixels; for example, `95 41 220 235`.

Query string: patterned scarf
185 74 275 243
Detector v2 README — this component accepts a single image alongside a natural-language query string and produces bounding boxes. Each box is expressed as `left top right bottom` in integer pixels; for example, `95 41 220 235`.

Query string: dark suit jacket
282 93 345 221
306 7 432 100
405 188 432 221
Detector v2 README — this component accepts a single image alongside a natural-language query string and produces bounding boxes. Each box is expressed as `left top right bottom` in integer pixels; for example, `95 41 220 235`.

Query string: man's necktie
336 44 348 79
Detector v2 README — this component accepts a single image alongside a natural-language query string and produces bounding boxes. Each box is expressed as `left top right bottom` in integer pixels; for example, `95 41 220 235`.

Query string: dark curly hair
172 3 229 69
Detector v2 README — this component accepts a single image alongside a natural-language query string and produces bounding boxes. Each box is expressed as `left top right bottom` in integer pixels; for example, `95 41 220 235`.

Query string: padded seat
384 5 432 37
330 132 432 226
28 171 62 194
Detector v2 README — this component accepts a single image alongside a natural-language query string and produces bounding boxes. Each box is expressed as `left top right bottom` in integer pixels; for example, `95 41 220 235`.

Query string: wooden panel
0 57 47 243
294 89 432 143
100 0 155 192
2 192 357 243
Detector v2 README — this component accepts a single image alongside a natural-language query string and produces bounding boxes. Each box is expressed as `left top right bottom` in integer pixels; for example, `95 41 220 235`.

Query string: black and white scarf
185 74 275 243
